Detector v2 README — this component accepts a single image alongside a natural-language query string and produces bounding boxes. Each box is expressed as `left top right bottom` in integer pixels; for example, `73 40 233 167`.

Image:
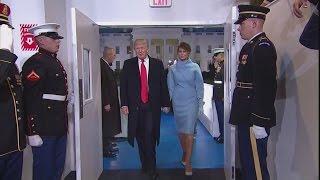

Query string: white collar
248 31 264 43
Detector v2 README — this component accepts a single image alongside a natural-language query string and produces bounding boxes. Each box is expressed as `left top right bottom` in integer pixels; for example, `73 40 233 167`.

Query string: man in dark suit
100 47 121 158
120 39 170 180
229 5 277 180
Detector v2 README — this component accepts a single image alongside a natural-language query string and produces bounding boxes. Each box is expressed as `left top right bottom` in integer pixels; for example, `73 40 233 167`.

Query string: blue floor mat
104 112 224 170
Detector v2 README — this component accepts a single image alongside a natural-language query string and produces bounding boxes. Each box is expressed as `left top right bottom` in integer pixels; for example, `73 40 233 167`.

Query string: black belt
236 81 253 89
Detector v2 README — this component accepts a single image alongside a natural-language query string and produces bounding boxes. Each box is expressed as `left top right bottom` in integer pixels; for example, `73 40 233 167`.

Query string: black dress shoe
149 172 159 180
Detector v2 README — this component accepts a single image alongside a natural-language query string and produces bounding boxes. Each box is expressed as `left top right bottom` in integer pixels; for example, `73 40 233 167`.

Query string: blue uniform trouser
237 123 270 180
214 99 224 136
32 135 67 180
0 151 23 180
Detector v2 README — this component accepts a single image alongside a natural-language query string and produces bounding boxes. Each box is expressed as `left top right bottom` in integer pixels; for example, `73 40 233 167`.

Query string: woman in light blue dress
167 42 204 176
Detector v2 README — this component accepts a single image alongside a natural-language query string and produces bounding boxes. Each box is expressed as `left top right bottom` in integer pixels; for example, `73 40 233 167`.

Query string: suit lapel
133 57 141 91
148 56 154 86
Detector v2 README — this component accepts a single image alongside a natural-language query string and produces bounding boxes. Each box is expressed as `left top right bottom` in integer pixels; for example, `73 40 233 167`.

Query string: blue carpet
103 112 224 170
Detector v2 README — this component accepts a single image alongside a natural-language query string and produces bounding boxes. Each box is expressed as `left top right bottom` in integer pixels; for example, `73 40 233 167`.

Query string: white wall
265 1 319 180
91 0 233 26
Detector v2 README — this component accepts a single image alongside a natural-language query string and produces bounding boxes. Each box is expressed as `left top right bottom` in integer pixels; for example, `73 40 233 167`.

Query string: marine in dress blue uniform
229 5 277 180
0 3 26 180
212 48 224 144
21 23 68 180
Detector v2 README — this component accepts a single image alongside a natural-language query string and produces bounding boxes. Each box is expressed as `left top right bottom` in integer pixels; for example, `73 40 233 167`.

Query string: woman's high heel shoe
185 164 192 176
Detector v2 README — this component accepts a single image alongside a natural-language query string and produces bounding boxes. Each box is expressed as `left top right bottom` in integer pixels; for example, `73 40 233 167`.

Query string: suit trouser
237 123 270 180
136 102 156 173
214 99 224 136
0 151 23 180
32 135 67 180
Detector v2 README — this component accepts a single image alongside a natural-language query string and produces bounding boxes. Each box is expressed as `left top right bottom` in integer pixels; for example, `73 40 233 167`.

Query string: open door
71 8 102 180
224 6 240 180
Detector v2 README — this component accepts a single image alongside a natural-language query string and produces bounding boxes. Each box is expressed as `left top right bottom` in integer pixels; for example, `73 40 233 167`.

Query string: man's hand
162 107 170 113
28 135 43 147
121 106 129 115
252 125 268 139
293 0 308 18
104 104 111 112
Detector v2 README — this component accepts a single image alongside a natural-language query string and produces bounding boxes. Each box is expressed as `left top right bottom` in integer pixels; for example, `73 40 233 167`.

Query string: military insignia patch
241 54 248 65
27 70 40 82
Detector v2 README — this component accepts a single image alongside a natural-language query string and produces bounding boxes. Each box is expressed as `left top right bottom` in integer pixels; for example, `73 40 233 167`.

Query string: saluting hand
121 106 129 115
293 0 309 18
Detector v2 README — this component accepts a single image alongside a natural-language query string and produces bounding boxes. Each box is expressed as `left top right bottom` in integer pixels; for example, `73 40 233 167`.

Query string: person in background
229 5 277 180
292 0 319 50
212 48 224 144
167 42 204 176
120 39 170 180
0 3 26 179
22 23 68 180
100 46 121 158
164 59 175 113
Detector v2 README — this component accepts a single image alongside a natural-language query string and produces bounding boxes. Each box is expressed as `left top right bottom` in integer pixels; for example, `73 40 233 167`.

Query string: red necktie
140 59 148 103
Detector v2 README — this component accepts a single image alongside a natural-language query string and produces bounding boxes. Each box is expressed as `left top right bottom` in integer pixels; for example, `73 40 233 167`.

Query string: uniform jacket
100 58 121 137
21 48 68 136
213 62 224 101
0 49 26 156
229 33 277 127
120 56 170 146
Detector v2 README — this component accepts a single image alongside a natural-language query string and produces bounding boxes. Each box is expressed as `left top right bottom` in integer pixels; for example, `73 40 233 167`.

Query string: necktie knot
140 59 145 63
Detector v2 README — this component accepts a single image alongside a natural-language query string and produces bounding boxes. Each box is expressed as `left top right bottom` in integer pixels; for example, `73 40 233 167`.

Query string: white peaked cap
29 23 60 36
213 48 224 55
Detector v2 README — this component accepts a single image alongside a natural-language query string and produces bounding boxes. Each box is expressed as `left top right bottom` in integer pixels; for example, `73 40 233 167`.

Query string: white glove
162 107 170 113
252 125 268 139
28 135 43 147
0 24 13 51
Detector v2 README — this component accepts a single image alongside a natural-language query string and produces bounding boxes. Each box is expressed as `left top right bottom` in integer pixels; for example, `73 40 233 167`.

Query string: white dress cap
213 48 224 55
29 23 60 36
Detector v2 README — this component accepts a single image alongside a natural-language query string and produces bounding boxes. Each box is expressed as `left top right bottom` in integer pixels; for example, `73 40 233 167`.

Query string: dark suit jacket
120 56 170 146
100 58 121 137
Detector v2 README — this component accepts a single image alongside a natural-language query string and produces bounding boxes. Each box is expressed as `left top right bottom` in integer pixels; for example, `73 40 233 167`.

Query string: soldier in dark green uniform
229 5 277 180
212 48 224 144
0 3 26 180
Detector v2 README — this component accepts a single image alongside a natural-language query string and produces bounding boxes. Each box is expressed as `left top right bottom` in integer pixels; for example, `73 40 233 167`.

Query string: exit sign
150 0 172 7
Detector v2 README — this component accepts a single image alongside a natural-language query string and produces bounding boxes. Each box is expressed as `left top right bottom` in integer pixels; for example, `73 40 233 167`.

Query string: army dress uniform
229 5 277 180
0 2 26 179
0 49 26 179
